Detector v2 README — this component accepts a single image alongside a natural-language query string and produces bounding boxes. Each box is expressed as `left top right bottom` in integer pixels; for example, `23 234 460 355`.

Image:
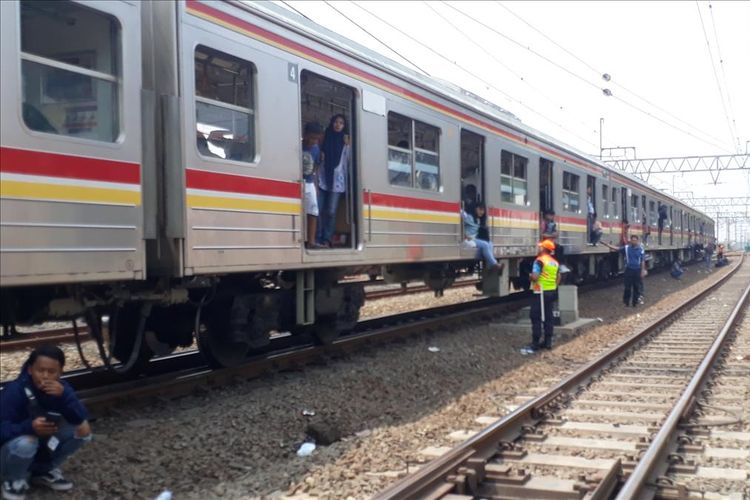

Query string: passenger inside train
300 72 356 249
302 122 324 249
462 203 504 274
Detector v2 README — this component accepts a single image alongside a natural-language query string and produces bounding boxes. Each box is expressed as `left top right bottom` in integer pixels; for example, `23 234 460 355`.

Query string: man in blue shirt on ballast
603 235 647 307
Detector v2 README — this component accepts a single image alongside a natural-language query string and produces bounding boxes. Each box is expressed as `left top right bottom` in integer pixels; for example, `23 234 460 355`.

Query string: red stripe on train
488 208 539 221
186 168 300 199
0 147 140 184
364 191 459 213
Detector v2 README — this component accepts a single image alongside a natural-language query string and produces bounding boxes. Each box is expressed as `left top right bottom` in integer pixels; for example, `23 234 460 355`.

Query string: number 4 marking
288 63 298 83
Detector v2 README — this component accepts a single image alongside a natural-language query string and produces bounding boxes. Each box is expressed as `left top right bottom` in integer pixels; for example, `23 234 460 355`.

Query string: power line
278 0 311 21
321 1 431 76
696 1 738 153
495 1 734 152
443 1 735 153
423 1 597 140
707 1 741 151
351 1 598 148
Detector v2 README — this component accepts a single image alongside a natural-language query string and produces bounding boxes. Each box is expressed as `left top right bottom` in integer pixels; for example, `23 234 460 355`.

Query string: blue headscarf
321 114 347 190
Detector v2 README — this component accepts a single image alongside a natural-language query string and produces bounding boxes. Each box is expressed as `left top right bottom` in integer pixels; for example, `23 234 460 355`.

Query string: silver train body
0 0 714 366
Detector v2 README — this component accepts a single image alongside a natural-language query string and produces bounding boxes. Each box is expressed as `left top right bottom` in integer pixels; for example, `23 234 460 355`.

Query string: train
0 0 714 370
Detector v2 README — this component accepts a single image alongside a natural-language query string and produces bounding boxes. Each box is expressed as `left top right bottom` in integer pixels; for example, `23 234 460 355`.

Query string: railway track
375 255 749 499
65 289 536 413
0 279 480 353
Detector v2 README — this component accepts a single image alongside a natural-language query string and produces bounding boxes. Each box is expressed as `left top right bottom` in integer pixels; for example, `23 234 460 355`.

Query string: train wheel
196 303 249 368
313 315 340 345
597 259 612 281
107 304 154 375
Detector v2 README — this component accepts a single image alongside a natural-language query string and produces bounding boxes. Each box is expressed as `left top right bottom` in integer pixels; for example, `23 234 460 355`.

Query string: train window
195 45 255 162
500 151 528 205
649 201 656 225
561 172 580 212
387 112 439 191
602 185 609 216
611 187 618 217
20 0 120 142
631 194 639 223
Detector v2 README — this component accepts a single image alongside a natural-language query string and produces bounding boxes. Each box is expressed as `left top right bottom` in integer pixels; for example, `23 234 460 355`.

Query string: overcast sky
273 1 749 239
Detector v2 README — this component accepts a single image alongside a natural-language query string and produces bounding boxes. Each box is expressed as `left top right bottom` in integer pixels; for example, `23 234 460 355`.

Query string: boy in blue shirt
1 346 91 500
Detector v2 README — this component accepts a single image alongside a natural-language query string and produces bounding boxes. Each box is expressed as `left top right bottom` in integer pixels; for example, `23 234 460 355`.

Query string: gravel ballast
3 263 736 499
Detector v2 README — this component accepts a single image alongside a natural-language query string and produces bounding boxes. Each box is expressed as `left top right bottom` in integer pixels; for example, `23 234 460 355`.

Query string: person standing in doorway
586 186 596 244
302 122 323 249
316 114 350 248
520 240 561 355
603 235 647 307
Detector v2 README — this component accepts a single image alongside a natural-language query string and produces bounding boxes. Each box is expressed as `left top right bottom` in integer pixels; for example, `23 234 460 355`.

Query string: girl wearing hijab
316 114 350 247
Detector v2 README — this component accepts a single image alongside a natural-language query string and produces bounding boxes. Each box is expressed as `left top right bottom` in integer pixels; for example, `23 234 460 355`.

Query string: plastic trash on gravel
297 442 316 457
154 491 172 500
428 346 440 352
302 409 316 416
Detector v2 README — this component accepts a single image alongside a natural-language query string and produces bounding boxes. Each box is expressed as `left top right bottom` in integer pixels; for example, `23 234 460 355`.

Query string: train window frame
611 187 619 218
499 150 528 206
561 171 580 213
649 200 656 225
18 0 123 143
194 45 257 164
602 184 609 217
386 111 440 192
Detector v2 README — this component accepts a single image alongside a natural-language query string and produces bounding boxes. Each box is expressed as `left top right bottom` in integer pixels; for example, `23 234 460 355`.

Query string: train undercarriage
1 247 698 375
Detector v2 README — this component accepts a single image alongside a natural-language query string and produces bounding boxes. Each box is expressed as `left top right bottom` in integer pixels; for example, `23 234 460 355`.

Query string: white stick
539 280 545 322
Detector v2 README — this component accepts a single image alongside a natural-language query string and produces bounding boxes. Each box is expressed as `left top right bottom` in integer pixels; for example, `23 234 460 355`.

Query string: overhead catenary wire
442 1 736 154
351 1 598 148
422 1 598 141
695 1 739 153
707 1 741 151
495 1 735 152
322 1 432 76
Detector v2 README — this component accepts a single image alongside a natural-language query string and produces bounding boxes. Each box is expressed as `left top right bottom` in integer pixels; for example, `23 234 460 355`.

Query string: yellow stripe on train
0 180 141 206
187 194 301 215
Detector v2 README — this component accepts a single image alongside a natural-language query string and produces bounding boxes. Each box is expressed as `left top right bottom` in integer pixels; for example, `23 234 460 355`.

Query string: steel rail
374 254 745 499
615 278 750 500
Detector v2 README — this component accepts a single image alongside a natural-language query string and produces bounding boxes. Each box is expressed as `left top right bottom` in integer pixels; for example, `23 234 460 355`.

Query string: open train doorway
539 158 554 215
586 175 596 242
300 71 357 250
460 130 484 213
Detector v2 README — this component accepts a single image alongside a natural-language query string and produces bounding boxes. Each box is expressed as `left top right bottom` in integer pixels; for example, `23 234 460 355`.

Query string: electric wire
423 1 597 142
696 1 738 153
322 1 432 76
495 1 734 151
351 2 598 148
708 1 741 151
443 1 735 153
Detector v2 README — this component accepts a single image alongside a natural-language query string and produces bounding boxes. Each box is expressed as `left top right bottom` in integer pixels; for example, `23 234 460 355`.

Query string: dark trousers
530 290 557 347
623 268 642 306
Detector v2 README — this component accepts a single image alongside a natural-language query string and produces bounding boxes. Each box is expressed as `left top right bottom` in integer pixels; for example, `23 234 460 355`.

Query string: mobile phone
44 411 62 425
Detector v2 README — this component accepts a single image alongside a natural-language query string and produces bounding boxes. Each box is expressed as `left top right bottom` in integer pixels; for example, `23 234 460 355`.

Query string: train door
300 71 358 249
586 175 596 240
539 158 554 215
669 206 674 245
460 129 484 212
621 188 628 224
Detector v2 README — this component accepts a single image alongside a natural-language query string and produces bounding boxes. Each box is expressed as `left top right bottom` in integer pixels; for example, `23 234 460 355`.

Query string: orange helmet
538 239 556 252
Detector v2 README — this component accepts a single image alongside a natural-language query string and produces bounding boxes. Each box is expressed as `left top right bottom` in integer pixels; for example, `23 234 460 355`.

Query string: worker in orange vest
521 239 561 355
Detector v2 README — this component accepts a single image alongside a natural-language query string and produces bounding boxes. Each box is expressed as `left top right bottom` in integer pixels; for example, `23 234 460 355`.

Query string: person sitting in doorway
316 114 350 248
1 346 92 500
463 203 504 274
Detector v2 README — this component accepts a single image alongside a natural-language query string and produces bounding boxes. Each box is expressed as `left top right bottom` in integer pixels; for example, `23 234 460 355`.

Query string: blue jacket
1 368 89 445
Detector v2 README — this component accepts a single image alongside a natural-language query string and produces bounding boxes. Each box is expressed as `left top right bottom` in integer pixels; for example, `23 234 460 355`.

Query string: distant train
0 0 714 370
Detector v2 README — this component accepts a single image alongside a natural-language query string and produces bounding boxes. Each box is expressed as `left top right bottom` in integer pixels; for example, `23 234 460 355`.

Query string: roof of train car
236 0 708 220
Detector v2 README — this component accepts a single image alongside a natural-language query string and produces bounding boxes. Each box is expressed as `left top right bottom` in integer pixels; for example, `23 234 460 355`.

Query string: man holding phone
1 345 91 500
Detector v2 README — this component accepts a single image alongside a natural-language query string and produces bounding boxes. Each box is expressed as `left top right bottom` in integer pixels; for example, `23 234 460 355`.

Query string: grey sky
274 0 749 240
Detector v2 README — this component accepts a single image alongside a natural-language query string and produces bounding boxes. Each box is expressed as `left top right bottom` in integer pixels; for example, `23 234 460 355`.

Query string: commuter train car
0 0 714 369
